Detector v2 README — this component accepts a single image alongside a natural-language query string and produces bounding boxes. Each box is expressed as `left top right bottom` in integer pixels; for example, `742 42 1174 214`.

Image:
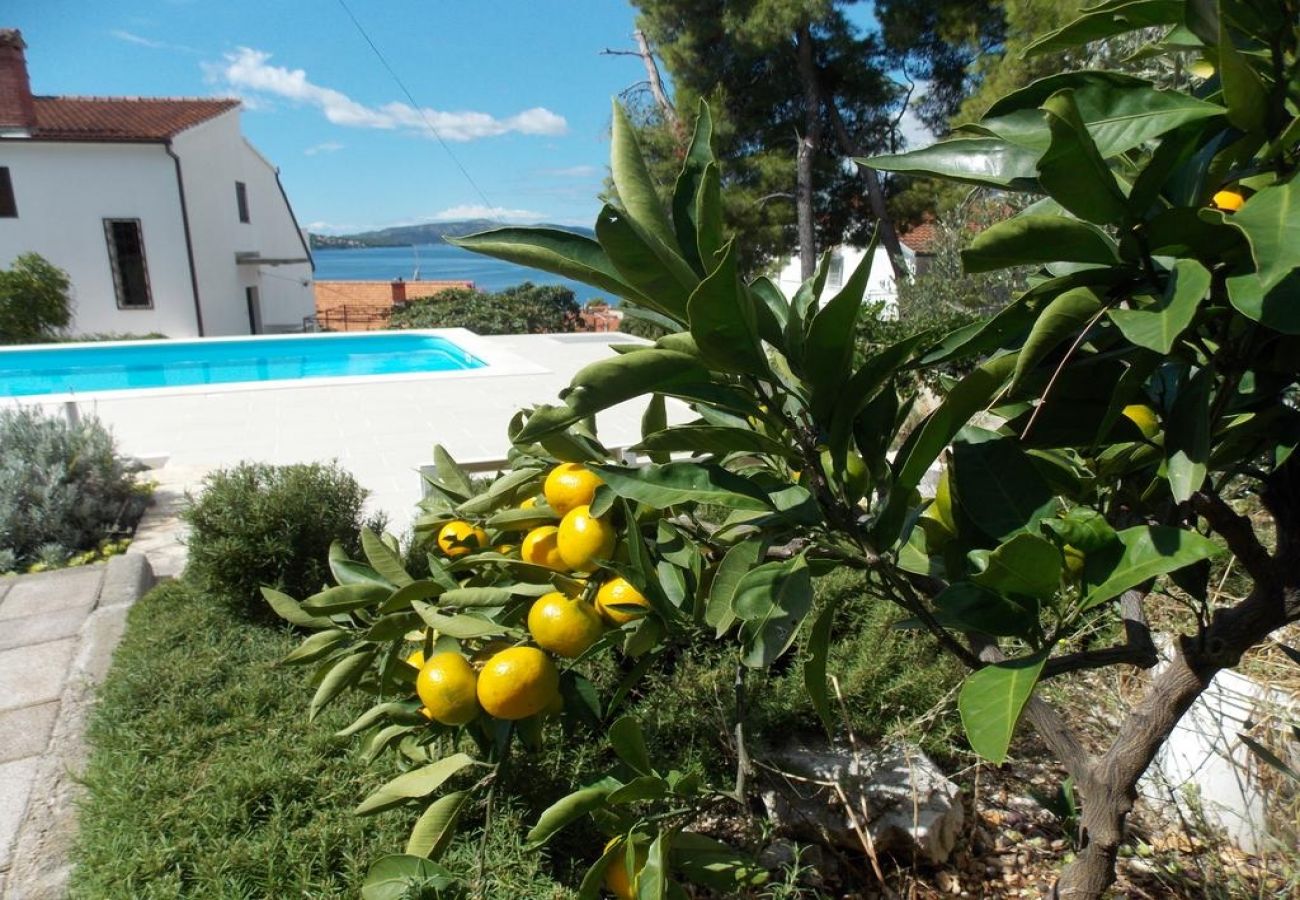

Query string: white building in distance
0 29 313 337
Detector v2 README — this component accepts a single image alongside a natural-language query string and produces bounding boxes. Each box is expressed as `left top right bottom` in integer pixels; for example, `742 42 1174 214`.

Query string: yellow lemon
438 520 488 558
595 577 651 626
1211 188 1245 212
527 591 604 658
1121 404 1160 439
544 463 602 515
476 646 560 720
521 525 565 569
415 653 480 726
556 505 617 573
603 837 648 900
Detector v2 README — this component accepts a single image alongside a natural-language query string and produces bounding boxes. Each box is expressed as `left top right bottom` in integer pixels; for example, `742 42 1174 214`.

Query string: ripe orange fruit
438 520 488 558
415 652 480 726
1211 188 1245 212
476 646 560 720
527 591 605 658
595 577 651 625
556 505 616 573
603 837 648 900
521 525 564 569
544 463 602 515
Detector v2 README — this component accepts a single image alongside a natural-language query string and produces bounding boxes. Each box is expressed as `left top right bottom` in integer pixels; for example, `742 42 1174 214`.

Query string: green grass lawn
71 572 958 898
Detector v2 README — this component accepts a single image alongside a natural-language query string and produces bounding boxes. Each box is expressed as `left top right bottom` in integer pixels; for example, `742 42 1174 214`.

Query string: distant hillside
309 220 593 250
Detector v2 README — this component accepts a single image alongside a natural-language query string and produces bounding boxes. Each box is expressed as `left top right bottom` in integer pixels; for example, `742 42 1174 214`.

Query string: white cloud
304 141 344 156
429 205 550 223
208 48 568 142
898 79 934 150
110 29 197 54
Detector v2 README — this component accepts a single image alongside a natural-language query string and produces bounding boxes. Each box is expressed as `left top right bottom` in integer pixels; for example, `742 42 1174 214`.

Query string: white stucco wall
773 244 912 319
171 111 314 335
0 140 202 336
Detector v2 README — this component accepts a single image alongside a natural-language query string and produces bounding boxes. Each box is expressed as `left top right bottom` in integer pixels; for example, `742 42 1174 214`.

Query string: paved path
0 556 155 899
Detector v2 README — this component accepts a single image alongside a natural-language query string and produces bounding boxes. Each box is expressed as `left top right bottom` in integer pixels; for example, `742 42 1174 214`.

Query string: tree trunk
795 25 822 282
823 101 908 282
633 30 682 141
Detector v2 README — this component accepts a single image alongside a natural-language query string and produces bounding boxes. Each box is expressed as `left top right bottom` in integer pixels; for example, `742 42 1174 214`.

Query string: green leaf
611 100 679 255
606 775 670 805
1037 90 1128 225
734 555 814 669
1041 506 1116 553
405 791 469 859
436 587 517 608
804 230 876 398
1165 367 1211 503
971 533 1063 600
641 393 670 464
672 100 714 275
485 507 559 531
1023 0 1184 55
283 628 350 665
705 539 763 636
431 445 475 498
310 649 375 721
336 700 425 738
594 462 772 511
637 831 670 900
598 205 694 320
301 583 391 614
694 162 724 272
1082 525 1222 610
951 434 1058 542
412 603 511 639
959 654 1046 764
1227 181 1300 296
633 425 786 456
456 466 543 515
526 784 616 848
355 752 479 815
1218 16 1268 133
803 601 837 734
1225 270 1300 334
1010 287 1104 394
361 855 458 900
449 227 638 303
934 582 1039 638
962 216 1119 273
328 543 395 589
609 716 654 776
262 587 335 629
686 241 767 375
862 138 1042 190
361 527 413 588
1108 259 1209 353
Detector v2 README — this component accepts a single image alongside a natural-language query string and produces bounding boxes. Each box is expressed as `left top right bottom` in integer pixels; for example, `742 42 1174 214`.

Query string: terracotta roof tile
31 96 240 141
899 220 937 254
314 280 475 312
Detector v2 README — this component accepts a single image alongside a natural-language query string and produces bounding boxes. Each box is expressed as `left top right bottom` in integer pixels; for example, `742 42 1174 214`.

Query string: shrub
0 407 145 570
389 282 581 334
0 252 73 344
181 462 377 614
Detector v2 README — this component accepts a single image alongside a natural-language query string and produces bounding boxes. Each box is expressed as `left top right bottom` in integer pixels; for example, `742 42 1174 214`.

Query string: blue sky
8 1 912 235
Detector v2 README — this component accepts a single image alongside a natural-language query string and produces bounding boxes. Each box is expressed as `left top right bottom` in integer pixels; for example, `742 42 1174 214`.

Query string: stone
98 554 154 608
0 639 76 714
0 567 103 621
759 741 964 865
0 703 59 764
0 756 40 869
0 606 90 653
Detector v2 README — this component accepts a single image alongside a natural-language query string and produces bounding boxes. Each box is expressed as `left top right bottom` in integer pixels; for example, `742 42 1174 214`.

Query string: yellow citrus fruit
476 646 560 720
521 525 565 569
495 543 516 555
406 649 426 669
1189 57 1215 78
544 463 602 515
1211 188 1245 212
595 577 651 625
527 591 605 658
415 653 480 726
520 497 538 510
1063 545 1086 580
438 520 488 558
603 838 648 900
1121 403 1160 439
556 505 617 573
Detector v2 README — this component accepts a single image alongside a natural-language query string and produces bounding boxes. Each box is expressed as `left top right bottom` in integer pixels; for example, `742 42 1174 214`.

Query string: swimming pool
0 331 489 398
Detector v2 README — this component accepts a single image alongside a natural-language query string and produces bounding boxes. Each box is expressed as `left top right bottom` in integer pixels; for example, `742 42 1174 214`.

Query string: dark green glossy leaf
301 583 391 614
705 540 763 636
361 527 413 588
526 784 617 848
1011 287 1105 394
959 654 1046 764
633 425 786 456
1082 525 1222 610
598 204 693 320
962 216 1119 273
262 587 336 629
405 791 469 859
1023 0 1183 55
803 601 837 733
686 241 767 374
734 555 813 669
641 393 670 464
805 229 877 399
934 582 1039 638
1218 17 1268 133
1166 366 1211 503
971 532 1062 600
449 227 638 303
594 462 772 511
1108 259 1209 353
952 433 1058 541
609 716 654 776
611 100 679 255
355 753 479 816
1041 506 1116 553
1037 90 1128 225
862 138 1041 190
310 649 376 721
672 101 714 275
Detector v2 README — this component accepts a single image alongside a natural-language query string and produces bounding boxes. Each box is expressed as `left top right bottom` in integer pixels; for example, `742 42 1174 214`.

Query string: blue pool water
0 333 485 397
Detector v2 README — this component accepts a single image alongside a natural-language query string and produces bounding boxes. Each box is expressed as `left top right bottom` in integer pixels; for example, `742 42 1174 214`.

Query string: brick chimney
390 277 406 304
0 30 36 136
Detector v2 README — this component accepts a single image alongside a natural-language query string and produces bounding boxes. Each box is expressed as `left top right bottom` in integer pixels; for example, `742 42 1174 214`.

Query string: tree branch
1042 589 1158 679
1192 491 1275 585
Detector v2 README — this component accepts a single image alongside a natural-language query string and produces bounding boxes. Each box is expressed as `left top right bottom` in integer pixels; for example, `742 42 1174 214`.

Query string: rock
759 741 964 865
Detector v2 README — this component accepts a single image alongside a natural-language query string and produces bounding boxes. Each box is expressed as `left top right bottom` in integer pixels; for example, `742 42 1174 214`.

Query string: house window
103 219 153 309
826 252 845 290
245 285 262 334
0 168 16 218
235 181 250 223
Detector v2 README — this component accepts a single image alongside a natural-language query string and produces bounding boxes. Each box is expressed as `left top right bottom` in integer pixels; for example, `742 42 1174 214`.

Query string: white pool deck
8 331 691 533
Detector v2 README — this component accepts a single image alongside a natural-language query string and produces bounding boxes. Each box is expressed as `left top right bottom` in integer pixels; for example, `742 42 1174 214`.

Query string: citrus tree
274 2 1299 896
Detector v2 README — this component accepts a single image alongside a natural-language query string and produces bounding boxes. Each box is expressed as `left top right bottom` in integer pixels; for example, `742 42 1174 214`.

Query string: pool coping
0 328 551 405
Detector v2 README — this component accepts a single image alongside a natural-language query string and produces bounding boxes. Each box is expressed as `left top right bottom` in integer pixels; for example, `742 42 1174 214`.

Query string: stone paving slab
0 704 58 765
0 639 76 714
0 607 90 653
0 757 40 869
0 568 103 621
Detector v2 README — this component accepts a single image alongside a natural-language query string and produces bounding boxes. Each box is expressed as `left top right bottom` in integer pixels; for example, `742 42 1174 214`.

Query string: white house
0 29 313 337
772 219 942 320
